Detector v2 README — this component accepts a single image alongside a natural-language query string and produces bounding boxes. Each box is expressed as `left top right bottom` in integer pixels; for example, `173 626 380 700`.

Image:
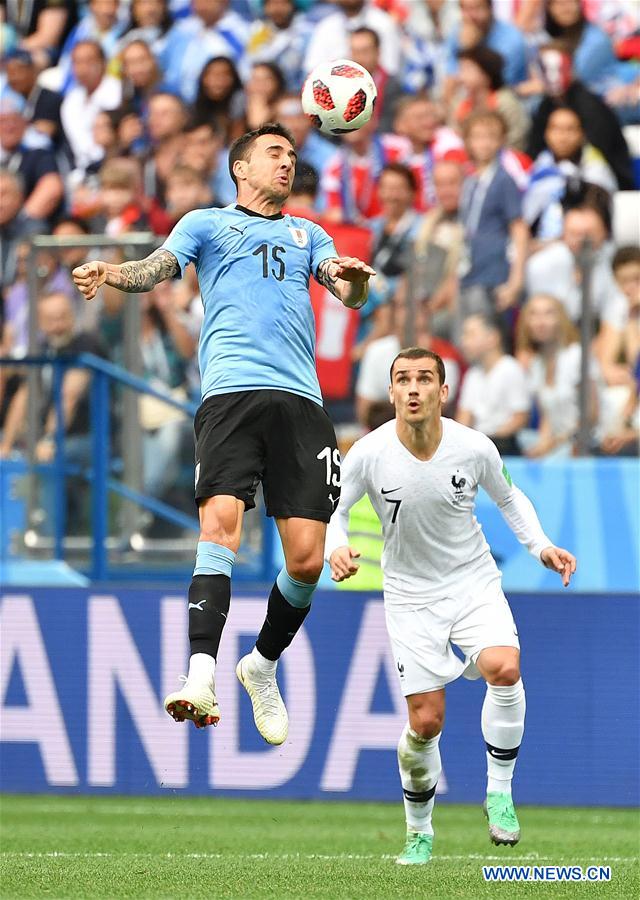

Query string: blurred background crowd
0 0 639 540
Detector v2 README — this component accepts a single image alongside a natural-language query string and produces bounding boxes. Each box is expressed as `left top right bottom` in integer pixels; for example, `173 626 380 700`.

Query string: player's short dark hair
457 45 505 91
390 348 446 386
291 161 319 198
351 26 380 48
612 245 640 271
380 163 417 193
228 122 296 187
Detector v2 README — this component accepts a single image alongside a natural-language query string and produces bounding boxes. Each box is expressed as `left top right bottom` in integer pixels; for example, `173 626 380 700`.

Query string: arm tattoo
109 249 180 293
316 258 341 298
317 258 368 309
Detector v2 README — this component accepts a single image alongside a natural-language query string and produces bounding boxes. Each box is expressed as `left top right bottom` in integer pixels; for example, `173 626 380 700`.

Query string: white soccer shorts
384 575 520 696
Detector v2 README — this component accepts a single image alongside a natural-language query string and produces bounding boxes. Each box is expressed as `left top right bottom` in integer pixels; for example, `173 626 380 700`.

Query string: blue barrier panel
0 589 637 806
475 458 640 593
312 458 640 594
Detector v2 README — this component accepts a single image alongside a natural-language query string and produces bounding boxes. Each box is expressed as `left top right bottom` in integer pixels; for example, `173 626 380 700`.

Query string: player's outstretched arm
329 546 361 582
72 249 180 301
540 546 577 588
317 257 376 310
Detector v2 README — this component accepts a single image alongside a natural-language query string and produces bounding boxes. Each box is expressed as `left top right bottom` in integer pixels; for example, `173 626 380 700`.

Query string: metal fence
2 233 273 582
0 353 274 582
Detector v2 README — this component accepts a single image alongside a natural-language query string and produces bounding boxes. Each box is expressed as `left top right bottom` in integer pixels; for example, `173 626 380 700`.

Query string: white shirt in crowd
304 5 402 75
458 355 530 436
528 342 601 439
60 74 122 173
356 334 461 407
525 241 628 327
325 418 551 604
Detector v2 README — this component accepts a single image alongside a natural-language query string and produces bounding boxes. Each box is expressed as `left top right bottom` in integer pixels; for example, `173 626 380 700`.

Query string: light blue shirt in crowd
573 23 638 95
159 11 249 103
446 19 528 86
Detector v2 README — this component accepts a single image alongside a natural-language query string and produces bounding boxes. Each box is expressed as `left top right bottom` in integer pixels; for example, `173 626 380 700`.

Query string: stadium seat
612 190 640 246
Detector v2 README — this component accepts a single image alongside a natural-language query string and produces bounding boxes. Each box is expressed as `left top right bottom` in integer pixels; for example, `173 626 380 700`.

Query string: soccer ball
301 59 377 136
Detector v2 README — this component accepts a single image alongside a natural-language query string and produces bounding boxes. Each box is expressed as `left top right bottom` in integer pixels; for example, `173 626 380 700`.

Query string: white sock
397 724 441 835
187 652 215 688
481 679 526 795
249 646 277 676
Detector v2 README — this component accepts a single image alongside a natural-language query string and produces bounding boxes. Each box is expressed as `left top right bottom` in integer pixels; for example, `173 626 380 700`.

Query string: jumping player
326 347 576 863
72 123 375 745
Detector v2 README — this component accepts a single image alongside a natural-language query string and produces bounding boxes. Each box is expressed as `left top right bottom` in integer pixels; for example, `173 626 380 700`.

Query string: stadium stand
1 0 638 570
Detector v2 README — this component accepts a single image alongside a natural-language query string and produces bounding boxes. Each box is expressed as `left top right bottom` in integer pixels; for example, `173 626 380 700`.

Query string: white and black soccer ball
301 59 377 136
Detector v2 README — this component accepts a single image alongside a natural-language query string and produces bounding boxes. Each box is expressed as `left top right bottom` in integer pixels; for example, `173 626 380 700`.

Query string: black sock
255 583 311 661
188 574 231 659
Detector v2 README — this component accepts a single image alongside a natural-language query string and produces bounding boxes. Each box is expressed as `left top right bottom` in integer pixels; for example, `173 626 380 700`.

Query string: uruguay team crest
288 226 308 247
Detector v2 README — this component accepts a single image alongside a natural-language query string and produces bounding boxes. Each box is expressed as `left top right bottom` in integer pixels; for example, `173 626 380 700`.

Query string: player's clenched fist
72 261 108 301
329 546 361 582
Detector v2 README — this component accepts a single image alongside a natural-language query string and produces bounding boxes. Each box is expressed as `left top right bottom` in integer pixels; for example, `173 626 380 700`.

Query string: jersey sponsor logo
229 225 247 236
188 598 207 612
380 486 402 494
451 471 466 502
288 226 308 248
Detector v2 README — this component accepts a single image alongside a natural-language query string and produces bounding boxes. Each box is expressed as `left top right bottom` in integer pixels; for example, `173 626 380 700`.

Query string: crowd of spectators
0 0 639 534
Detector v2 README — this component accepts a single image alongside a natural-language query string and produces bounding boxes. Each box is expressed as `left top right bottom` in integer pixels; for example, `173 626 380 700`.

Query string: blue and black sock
255 567 318 661
188 541 236 659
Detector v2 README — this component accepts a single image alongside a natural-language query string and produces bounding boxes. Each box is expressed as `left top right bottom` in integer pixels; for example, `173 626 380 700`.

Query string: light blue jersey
162 204 337 405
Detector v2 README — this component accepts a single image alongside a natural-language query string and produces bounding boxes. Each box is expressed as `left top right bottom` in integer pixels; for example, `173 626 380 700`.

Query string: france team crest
288 227 308 247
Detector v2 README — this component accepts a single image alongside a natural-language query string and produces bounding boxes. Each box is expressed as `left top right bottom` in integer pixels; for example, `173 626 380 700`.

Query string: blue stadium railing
0 354 275 583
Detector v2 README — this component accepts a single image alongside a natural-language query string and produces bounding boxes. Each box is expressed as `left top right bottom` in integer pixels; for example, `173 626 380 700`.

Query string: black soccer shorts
193 389 340 522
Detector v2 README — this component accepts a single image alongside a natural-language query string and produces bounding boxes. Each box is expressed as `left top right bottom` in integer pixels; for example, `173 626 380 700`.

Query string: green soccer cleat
483 792 521 846
395 831 433 865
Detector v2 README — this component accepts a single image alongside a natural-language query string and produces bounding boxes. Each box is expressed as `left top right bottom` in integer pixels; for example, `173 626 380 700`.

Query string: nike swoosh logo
381 487 402 494
229 225 247 235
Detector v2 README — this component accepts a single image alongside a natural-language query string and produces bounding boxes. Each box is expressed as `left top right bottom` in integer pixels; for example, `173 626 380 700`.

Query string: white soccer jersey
325 418 552 603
